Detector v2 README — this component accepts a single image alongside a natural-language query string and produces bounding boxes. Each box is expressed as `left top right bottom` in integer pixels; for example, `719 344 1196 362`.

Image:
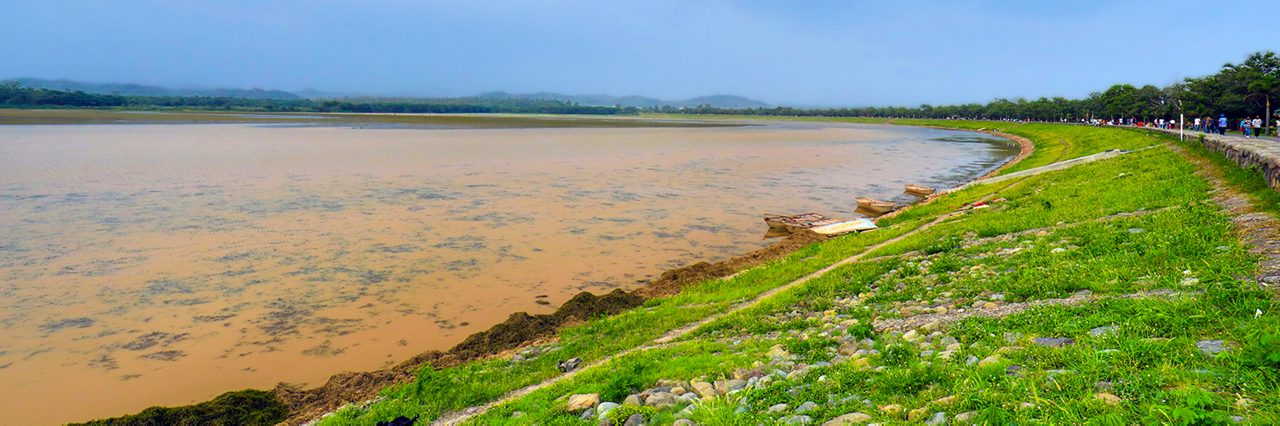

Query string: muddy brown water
0 120 1017 424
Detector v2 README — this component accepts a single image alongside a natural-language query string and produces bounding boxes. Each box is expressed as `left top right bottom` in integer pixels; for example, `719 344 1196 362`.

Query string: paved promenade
1144 126 1280 189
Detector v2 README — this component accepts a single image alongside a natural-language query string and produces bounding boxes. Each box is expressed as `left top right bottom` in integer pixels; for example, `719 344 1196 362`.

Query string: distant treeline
669 51 1280 123
0 81 636 115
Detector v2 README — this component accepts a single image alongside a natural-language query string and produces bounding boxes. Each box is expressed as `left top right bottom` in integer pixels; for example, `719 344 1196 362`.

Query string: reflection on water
0 122 1017 424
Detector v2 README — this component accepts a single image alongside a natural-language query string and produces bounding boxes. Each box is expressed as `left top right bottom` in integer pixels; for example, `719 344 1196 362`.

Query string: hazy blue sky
3 0 1278 106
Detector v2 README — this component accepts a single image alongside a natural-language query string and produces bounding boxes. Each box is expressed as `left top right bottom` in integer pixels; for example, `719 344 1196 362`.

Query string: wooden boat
763 212 842 232
810 218 877 236
904 184 936 196
855 197 897 214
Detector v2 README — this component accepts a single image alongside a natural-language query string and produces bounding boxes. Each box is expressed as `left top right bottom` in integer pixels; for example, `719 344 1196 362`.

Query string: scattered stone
567 393 599 411
965 355 979 366
796 401 819 413
558 357 582 372
902 330 922 342
1033 337 1075 347
1051 247 1066 254
781 415 813 425
624 394 644 406
580 407 596 421
1089 325 1118 337
1127 228 1145 234
982 302 998 310
597 402 619 419
1095 392 1122 405
645 392 677 408
767 345 792 359
1018 402 1035 409
822 412 872 425
691 380 718 399
908 407 929 421
977 354 1002 368
878 404 903 416
955 411 977 423
678 393 699 403
672 420 696 426
1235 398 1252 408
624 413 646 426
769 403 790 413
511 411 525 418
932 395 957 406
1196 340 1230 355
1095 381 1113 391
926 412 947 425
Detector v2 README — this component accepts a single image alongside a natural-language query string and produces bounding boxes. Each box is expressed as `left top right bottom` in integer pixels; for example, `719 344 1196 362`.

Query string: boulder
821 412 872 425
567 393 599 411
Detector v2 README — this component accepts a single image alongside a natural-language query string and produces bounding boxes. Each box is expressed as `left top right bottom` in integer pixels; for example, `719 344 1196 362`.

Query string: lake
0 119 1018 424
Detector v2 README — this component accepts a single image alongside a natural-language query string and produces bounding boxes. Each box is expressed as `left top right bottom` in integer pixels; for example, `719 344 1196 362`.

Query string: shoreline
276 124 1035 424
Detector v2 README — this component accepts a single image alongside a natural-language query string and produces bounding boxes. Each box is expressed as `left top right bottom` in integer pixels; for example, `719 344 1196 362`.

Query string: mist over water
0 121 1016 424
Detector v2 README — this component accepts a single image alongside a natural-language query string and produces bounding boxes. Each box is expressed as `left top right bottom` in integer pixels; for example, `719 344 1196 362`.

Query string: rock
1235 398 1252 408
781 415 813 425
691 380 718 399
977 354 1002 368
822 412 872 425
1095 392 1122 405
645 392 677 408
1033 337 1075 347
878 404 903 416
580 407 596 421
945 342 962 351
672 420 697 426
768 345 792 359
852 358 871 370
624 413 647 426
838 341 860 356
1095 381 1113 391
990 293 1005 301
955 411 977 423
769 403 790 413
1196 340 1230 355
902 330 922 342
558 357 582 372
678 392 699 402
1018 402 1035 409
511 411 525 418
1128 228 1144 234
934 306 948 314
908 407 929 421
932 395 957 406
982 302 998 309
796 401 819 413
1051 247 1066 253
965 355 979 365
926 412 947 425
1090 325 1118 336
671 386 686 395
624 394 644 406
567 393 599 411
597 402 619 419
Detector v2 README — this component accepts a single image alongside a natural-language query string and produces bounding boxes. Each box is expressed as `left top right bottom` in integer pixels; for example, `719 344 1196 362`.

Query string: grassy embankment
314 120 1278 425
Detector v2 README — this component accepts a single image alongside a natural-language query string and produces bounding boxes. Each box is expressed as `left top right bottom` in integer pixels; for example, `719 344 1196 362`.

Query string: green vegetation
306 120 1279 425
72 389 286 426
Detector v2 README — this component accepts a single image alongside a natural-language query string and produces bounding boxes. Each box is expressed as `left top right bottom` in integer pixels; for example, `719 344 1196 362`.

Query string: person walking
1194 117 1202 131
1252 116 1263 137
1218 114 1228 135
1242 118 1252 138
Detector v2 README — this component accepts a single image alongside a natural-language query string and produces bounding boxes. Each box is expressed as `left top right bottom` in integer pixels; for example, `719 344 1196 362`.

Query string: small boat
763 212 843 233
855 197 897 214
904 184 936 196
810 218 877 236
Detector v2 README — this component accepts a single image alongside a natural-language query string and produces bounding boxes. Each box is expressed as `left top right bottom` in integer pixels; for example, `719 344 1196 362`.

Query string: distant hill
4 78 769 108
11 78 302 100
475 91 769 109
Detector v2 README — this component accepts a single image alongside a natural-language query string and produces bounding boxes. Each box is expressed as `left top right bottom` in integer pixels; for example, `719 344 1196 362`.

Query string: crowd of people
1089 113 1279 139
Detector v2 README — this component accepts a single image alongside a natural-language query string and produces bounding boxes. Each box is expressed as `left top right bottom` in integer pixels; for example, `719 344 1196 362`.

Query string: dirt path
1164 142 1280 288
